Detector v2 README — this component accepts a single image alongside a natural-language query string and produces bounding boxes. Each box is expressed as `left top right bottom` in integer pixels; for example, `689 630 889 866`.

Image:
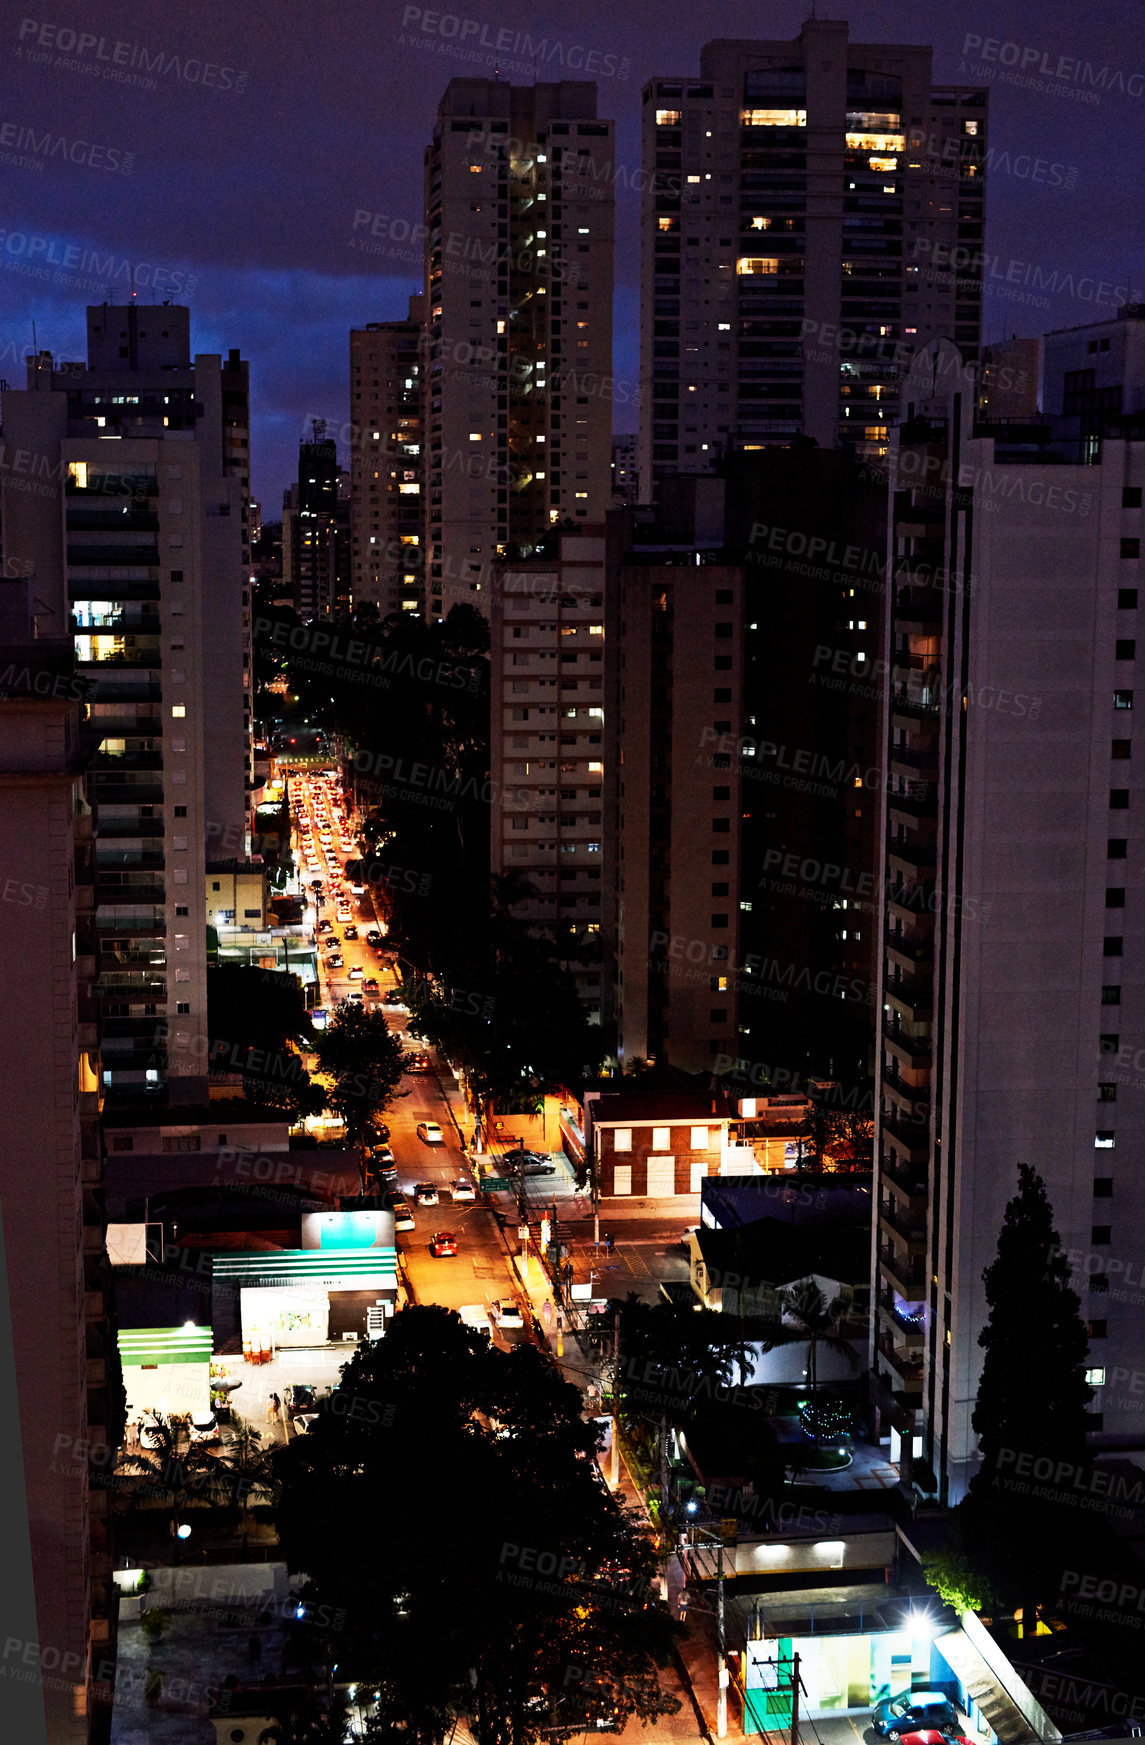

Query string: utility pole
791 1649 800 1745
593 1132 600 1249
716 1530 727 1741
609 1305 620 1489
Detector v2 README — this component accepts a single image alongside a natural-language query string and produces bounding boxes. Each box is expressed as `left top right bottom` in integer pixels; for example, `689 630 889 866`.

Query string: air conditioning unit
341 1332 359 1343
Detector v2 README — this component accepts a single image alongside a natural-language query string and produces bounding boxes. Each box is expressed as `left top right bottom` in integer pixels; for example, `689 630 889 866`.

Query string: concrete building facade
872 330 1145 1501
639 20 988 488
424 79 615 617
349 298 426 617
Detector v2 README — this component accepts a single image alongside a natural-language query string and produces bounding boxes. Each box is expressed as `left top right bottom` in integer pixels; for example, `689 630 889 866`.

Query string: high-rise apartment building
610 434 638 506
282 425 349 619
0 305 249 1105
605 454 884 1080
0 650 117 1745
424 79 615 618
489 528 607 1015
872 328 1145 1502
639 20 988 488
350 298 426 617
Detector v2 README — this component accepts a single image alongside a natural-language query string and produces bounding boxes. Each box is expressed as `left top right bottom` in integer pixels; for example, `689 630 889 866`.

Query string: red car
898 1734 975 1745
430 1231 458 1258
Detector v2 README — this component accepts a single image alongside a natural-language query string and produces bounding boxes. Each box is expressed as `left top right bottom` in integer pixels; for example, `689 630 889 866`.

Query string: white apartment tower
425 79 615 618
640 21 988 488
873 328 1145 1503
489 528 607 1015
0 305 249 1105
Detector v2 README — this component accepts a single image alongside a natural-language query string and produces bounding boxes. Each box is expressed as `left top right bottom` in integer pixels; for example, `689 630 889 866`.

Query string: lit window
469 432 482 441
690 1127 711 1150
655 109 682 125
741 108 807 127
469 164 482 173
737 257 779 276
845 130 905 152
171 705 186 718
588 761 603 772
1095 1132 1116 1148
614 1128 632 1152
578 227 589 235
588 624 603 634
657 217 675 231
1086 1367 1106 1386
652 1128 671 1151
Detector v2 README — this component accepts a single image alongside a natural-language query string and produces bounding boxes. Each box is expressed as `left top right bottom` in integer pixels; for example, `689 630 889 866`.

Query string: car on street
430 1231 458 1257
369 1143 394 1164
489 1298 525 1328
375 1165 399 1187
381 1188 406 1209
285 1383 316 1412
346 991 363 1005
366 930 382 945
383 989 406 1006
414 1183 440 1206
450 1179 476 1201
323 935 341 948
363 978 379 993
317 919 332 933
337 911 352 925
417 1121 444 1145
873 1694 960 1740
406 1053 430 1073
342 925 358 939
326 954 344 969
309 879 323 891
391 1202 416 1232
348 966 364 980
897 1733 977 1745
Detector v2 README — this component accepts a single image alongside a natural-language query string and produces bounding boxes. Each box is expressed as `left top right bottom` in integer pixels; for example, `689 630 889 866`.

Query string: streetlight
688 1521 728 1739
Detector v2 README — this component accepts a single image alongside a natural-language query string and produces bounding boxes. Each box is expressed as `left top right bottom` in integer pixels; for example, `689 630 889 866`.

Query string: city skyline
0 0 1140 502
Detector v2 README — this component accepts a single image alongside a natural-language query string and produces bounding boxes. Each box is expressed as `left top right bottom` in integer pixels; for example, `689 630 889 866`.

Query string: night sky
1 0 1141 509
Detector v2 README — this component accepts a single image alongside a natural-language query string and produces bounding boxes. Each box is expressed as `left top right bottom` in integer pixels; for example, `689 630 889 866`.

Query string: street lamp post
689 1522 728 1739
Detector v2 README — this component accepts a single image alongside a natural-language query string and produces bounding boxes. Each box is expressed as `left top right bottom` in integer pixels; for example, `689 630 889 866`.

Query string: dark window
712 882 730 896
177 1001 190 1014
1087 1319 1108 1337
1112 740 1131 758
711 914 729 928
1104 937 1124 955
715 589 734 603
1098 1083 1117 1101
1106 888 1126 907
170 569 183 581
1122 538 1141 559
1101 984 1122 1003
714 622 733 638
712 850 729 864
1113 693 1133 710
1092 1225 1112 1244
1063 367 1095 414
1110 788 1130 806
714 655 733 670
1124 488 1143 508
1091 1274 1109 1292
1119 589 1138 609
174 805 187 817
712 818 730 832
211 881 221 892
1117 641 1137 660
713 786 730 799
1099 1033 1120 1053
1093 1179 1114 1198
709 1009 727 1023
175 905 188 917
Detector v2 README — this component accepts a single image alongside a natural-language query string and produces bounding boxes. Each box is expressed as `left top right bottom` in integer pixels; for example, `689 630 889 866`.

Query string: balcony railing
877 1336 924 1385
879 1243 927 1294
879 1125 930 1170
882 1020 932 1063
878 1201 926 1245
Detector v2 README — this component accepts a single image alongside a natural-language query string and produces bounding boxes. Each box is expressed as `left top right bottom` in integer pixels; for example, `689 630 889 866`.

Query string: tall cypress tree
971 1162 1094 1496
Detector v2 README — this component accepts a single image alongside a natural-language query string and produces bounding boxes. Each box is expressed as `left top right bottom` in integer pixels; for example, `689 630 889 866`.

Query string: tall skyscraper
424 79 615 618
282 423 349 619
872 326 1145 1502
639 21 988 489
0 651 117 1745
489 527 607 1016
0 304 250 1105
350 298 426 618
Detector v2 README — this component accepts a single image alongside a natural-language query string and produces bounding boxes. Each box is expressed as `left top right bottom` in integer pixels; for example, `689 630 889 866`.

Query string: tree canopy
272 1305 681 1744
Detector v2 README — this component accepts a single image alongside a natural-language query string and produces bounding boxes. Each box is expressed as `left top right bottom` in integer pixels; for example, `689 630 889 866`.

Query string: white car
348 965 364 980
417 1122 444 1145
451 1179 476 1202
189 1412 219 1445
489 1298 525 1329
414 1183 440 1206
350 882 366 896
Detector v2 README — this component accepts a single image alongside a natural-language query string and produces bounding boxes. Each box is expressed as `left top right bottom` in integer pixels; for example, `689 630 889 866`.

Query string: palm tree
213 1420 278 1540
117 1411 213 1522
760 1278 860 1450
256 1690 354 1743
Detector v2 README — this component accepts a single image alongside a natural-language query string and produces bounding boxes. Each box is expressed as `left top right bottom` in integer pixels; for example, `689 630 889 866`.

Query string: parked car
898 1733 977 1745
451 1179 476 1201
391 1202 416 1232
417 1122 444 1145
285 1384 316 1412
489 1298 525 1329
189 1412 220 1444
873 1694 960 1740
414 1183 440 1206
376 1165 399 1187
369 1143 394 1164
430 1231 458 1258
